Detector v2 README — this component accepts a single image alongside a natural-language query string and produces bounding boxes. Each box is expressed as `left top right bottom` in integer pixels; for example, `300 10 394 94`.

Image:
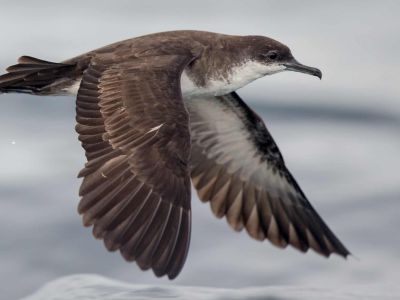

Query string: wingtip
333 240 352 260
166 258 187 280
152 265 178 280
320 246 352 260
167 272 179 280
341 248 353 260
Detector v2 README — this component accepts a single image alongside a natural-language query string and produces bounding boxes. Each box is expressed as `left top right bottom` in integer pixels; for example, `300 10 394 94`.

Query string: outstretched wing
188 92 350 257
76 54 194 279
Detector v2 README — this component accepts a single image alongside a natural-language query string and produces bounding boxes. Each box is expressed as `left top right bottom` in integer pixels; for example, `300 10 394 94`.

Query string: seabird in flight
0 30 349 279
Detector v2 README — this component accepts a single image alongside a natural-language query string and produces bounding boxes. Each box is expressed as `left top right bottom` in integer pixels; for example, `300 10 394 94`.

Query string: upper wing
75 54 194 279
187 92 350 257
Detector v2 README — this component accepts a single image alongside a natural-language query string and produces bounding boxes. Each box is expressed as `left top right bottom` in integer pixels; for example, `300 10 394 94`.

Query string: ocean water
0 1 399 299
21 274 400 300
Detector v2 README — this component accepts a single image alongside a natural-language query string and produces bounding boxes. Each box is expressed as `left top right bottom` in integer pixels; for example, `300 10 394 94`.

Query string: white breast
181 60 286 99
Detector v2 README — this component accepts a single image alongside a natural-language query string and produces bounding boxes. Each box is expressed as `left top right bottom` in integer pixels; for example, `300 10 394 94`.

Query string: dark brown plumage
0 30 349 279
75 55 195 279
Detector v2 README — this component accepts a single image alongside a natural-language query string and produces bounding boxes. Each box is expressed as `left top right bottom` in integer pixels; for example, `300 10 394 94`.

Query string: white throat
181 60 286 98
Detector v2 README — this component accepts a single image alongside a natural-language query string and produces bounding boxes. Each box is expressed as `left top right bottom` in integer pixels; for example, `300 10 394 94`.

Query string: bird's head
246 36 322 79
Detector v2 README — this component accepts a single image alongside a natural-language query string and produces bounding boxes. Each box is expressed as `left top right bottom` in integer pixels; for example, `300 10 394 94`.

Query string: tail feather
0 56 76 95
17 55 61 65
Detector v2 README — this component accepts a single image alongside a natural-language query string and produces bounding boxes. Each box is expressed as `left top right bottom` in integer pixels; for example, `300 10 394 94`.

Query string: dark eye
267 50 278 60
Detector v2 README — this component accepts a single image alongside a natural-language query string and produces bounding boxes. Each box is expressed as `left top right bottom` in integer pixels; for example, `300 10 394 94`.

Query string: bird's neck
181 59 285 99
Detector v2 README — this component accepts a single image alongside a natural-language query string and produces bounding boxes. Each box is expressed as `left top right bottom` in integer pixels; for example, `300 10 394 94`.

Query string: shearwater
0 30 349 279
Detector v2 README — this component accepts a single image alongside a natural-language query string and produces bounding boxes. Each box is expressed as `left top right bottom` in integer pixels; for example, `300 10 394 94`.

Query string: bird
0 30 350 279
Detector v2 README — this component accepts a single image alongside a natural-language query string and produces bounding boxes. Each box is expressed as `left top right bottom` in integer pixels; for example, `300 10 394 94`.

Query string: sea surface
0 1 399 299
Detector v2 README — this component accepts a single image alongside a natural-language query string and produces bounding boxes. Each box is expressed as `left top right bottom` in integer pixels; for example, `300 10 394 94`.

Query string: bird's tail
0 56 76 95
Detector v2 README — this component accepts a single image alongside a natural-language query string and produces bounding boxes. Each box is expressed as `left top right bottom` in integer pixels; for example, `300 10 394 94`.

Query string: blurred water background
0 1 399 299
